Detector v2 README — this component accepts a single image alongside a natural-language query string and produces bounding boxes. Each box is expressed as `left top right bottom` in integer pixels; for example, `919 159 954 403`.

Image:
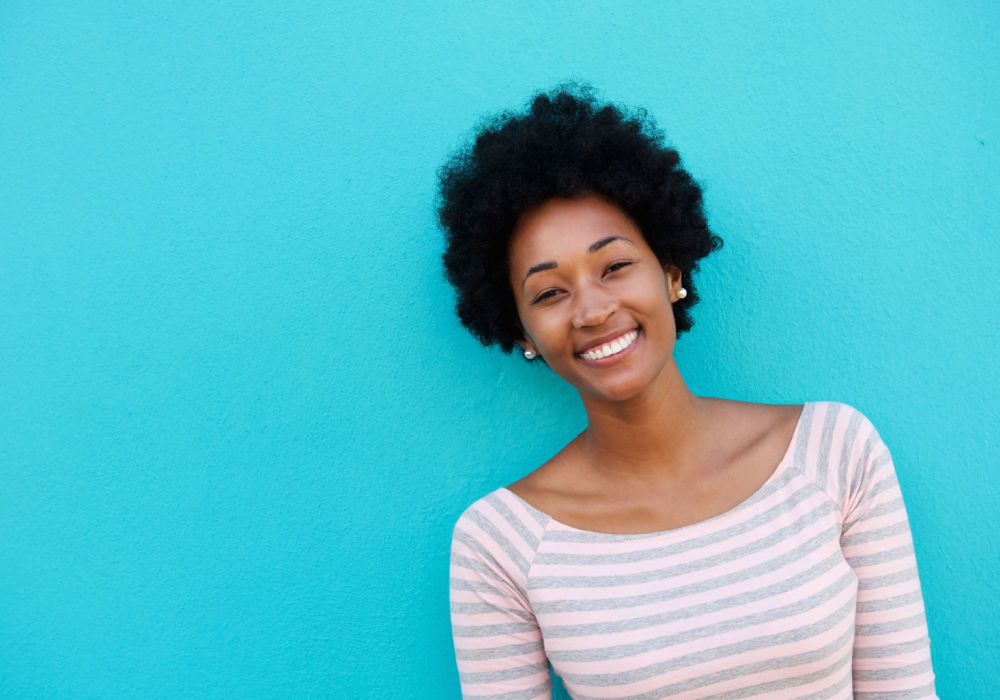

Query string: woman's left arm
841 415 937 698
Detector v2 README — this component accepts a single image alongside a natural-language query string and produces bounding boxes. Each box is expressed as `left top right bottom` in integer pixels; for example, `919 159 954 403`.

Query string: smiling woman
438 86 936 699
509 195 682 404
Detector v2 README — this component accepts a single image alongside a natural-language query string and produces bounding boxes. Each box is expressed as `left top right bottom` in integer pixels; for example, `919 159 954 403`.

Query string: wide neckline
501 403 807 539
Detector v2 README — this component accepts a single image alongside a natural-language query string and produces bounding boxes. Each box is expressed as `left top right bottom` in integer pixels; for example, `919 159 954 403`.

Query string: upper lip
575 327 639 355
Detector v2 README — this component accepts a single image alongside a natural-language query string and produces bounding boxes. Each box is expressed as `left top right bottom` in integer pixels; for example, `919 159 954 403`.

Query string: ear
516 338 539 358
663 265 684 301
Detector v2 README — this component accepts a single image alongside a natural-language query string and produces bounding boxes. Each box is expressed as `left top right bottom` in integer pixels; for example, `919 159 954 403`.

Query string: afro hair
438 85 722 353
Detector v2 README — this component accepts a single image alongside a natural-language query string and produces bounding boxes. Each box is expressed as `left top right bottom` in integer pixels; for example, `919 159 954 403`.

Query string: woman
440 87 935 699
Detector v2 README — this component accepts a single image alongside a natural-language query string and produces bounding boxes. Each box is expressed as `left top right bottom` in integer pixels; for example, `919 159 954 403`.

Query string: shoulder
454 487 550 527
794 401 886 454
452 489 550 563
450 489 550 598
704 398 803 444
702 399 803 473
790 402 891 506
503 434 589 519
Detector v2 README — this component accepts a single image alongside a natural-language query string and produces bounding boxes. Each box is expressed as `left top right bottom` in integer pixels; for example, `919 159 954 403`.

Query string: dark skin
506 194 802 535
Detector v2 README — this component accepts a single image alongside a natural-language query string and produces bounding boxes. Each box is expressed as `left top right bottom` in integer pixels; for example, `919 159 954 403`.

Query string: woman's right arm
450 495 552 699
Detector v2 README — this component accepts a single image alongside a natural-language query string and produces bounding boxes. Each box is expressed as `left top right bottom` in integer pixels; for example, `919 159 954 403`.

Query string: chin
578 378 650 404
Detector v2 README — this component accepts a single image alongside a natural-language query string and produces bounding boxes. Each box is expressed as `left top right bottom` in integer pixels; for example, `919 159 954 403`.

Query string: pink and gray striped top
450 402 936 699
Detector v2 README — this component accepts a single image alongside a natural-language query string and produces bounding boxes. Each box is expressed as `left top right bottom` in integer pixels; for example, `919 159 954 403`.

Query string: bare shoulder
703 398 803 468
506 435 586 514
709 398 801 430
505 401 805 533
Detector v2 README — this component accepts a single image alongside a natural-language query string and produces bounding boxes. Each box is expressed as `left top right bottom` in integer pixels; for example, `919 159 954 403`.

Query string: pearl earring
676 287 687 300
523 348 537 360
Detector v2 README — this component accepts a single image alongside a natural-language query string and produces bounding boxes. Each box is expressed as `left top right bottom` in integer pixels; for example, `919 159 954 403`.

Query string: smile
578 330 639 361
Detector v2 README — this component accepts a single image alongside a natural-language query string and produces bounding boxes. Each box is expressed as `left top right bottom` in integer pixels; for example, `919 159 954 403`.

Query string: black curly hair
438 85 722 353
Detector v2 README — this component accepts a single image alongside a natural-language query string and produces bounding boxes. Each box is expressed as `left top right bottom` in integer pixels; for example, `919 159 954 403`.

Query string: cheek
524 316 562 351
625 274 671 308
511 294 540 344
515 307 548 350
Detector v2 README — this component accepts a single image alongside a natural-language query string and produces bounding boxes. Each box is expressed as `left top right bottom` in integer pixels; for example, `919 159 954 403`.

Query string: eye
531 289 561 305
604 260 633 275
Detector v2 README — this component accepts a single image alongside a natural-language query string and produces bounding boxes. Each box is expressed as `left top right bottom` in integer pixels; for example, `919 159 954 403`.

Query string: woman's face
508 194 684 403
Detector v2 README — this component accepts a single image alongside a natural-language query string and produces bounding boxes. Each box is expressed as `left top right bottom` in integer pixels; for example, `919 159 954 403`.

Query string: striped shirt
449 402 936 699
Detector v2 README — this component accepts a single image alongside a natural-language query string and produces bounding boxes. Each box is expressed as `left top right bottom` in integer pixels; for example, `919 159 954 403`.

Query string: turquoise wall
2 2 997 697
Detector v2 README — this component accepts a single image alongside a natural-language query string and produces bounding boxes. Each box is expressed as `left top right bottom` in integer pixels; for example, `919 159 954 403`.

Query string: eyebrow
521 236 635 288
589 235 630 254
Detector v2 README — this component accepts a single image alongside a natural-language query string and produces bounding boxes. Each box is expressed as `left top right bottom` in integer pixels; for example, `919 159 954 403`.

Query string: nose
572 283 618 328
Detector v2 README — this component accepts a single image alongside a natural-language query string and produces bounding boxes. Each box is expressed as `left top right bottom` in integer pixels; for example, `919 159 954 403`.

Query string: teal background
2 2 997 698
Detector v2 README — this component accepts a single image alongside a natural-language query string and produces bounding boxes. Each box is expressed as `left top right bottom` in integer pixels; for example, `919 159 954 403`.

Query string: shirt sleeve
840 415 937 698
449 496 552 699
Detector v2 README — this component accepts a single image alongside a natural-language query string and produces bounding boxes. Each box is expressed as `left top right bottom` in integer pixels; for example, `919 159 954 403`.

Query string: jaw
577 352 684 418
566 328 662 403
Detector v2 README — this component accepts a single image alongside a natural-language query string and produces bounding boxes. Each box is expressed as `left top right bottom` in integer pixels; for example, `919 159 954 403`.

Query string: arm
450 499 552 700
841 418 936 698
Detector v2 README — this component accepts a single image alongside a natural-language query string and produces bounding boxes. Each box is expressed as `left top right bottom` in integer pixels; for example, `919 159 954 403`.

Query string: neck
576 360 707 479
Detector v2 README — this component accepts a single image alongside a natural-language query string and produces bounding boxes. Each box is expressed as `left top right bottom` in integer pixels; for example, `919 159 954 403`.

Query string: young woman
440 87 935 699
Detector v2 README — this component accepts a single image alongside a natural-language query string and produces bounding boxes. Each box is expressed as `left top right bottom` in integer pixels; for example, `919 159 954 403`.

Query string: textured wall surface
2 2 997 697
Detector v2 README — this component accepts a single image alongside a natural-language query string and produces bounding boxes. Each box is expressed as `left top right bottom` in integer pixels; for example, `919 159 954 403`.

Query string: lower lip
576 329 641 367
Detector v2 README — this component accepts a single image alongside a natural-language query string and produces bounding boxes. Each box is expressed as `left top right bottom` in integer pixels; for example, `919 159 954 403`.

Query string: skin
506 194 802 534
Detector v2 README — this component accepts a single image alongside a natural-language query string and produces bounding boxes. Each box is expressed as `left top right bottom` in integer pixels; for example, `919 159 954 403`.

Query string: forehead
508 195 646 268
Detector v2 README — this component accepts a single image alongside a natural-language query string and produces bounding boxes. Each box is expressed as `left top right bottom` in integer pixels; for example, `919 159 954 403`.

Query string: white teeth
580 330 638 360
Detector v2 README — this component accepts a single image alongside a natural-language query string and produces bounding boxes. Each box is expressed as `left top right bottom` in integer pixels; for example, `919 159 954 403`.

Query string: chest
526 488 858 698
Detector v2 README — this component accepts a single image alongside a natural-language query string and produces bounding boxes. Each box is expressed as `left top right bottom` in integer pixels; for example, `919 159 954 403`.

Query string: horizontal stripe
855 589 925 614
462 680 551 700
840 517 909 547
856 611 928 637
854 658 934 682
529 504 835 589
451 600 538 622
450 403 936 699
546 579 856 664
532 526 842 613
529 476 820 566
853 638 929 659
461 659 550 685
856 565 918 591
854 680 936 699
456 641 546 662
845 543 915 569
453 620 541 638
560 610 856 687
541 562 853 639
